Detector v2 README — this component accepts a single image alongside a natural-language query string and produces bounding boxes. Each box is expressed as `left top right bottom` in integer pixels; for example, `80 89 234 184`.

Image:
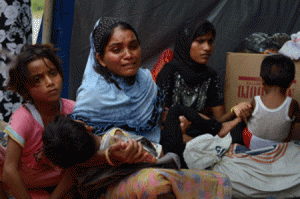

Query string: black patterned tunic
157 67 224 113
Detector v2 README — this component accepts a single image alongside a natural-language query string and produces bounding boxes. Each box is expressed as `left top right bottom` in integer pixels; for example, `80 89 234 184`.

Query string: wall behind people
207 0 300 89
68 0 220 100
68 0 300 100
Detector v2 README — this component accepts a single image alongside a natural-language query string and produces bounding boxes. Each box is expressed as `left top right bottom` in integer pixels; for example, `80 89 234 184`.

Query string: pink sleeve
61 98 75 115
8 107 34 147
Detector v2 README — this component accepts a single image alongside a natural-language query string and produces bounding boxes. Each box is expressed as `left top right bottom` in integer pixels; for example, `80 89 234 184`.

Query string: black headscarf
170 17 217 86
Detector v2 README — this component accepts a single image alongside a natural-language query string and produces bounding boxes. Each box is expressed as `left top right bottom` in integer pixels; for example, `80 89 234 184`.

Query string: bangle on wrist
105 148 115 166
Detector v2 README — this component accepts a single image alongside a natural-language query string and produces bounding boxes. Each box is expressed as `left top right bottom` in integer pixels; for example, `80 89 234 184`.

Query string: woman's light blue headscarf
71 17 162 143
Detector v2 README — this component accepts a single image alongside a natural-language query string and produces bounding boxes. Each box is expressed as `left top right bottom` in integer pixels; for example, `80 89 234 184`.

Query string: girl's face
96 26 141 77
27 58 63 104
190 31 214 65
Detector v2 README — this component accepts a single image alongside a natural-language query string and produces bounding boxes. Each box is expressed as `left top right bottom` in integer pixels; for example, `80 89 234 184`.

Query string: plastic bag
183 133 232 169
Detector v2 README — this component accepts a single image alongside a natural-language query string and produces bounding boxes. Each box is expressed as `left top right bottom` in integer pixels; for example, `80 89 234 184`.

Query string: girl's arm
49 169 76 199
213 101 253 123
211 105 229 122
232 101 254 123
2 139 32 199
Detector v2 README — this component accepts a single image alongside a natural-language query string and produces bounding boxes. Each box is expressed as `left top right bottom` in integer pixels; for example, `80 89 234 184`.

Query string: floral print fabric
0 0 31 122
104 168 232 199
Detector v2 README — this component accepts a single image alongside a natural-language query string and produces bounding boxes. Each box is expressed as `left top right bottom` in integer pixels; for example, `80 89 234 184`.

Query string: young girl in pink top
0 44 76 198
0 44 159 199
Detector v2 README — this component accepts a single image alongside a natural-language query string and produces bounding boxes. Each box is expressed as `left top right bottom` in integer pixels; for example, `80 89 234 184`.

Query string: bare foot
183 133 193 144
218 118 242 138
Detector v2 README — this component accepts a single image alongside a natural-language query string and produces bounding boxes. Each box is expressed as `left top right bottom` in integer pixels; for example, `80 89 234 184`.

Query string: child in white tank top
240 54 300 149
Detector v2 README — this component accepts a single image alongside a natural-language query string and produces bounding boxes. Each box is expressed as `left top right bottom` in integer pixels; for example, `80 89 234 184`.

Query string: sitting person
0 44 76 198
157 18 232 123
241 54 300 149
156 17 252 152
70 17 163 145
69 16 247 168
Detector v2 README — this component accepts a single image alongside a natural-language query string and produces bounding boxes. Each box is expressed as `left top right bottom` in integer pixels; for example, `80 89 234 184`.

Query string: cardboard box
224 53 299 112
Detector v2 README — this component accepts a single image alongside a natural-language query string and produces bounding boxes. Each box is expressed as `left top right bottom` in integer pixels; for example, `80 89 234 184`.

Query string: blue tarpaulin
37 0 74 98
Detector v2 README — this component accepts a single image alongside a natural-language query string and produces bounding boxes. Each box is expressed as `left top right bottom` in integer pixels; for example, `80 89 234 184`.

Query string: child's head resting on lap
260 54 295 90
43 115 97 169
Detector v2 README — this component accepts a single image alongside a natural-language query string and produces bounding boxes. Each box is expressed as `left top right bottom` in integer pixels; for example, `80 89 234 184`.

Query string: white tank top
248 96 293 142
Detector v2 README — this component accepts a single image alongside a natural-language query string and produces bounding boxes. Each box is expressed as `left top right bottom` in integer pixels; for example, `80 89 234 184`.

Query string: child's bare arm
2 139 32 199
215 101 252 123
49 169 76 199
232 100 254 122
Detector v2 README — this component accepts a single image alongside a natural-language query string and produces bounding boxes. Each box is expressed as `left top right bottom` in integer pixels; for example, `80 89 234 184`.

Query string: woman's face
97 26 141 77
190 31 214 65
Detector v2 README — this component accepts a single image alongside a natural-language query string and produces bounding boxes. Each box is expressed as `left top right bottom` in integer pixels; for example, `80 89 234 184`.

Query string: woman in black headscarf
157 18 227 121
157 18 251 156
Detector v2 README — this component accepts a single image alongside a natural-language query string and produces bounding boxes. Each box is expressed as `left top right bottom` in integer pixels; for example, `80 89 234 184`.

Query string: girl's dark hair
260 54 295 89
92 22 140 89
43 115 97 169
6 44 64 101
193 21 216 40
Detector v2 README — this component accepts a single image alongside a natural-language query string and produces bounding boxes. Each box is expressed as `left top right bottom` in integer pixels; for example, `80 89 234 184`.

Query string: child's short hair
260 54 295 89
6 44 64 101
43 115 96 169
